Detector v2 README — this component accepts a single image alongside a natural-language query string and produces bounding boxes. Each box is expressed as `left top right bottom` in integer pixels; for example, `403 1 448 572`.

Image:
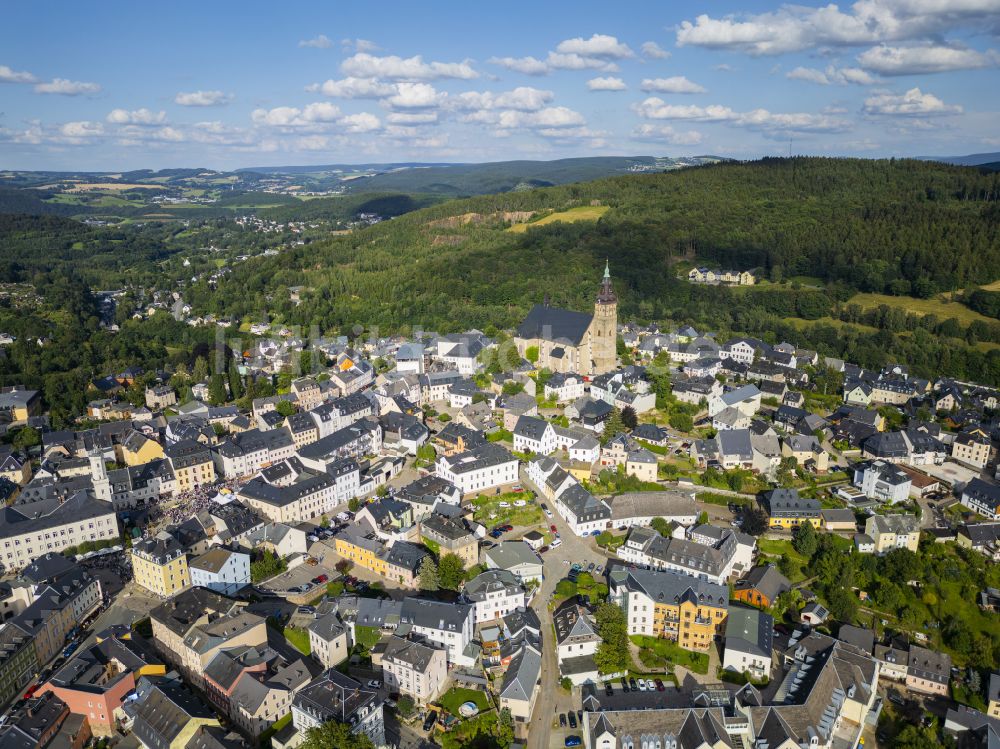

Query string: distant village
1 264 1000 749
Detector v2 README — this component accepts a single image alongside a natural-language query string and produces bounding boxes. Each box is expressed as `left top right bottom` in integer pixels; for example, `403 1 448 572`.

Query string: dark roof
517 304 592 346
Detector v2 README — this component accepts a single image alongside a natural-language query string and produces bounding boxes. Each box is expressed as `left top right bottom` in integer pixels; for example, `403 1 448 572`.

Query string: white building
398 597 476 667
853 460 912 504
435 443 519 496
381 634 448 703
512 415 557 455
188 547 250 596
722 606 773 679
462 568 527 623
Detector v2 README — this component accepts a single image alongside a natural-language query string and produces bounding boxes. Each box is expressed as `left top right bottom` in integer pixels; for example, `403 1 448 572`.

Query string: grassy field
848 292 991 327
508 205 609 233
283 626 311 655
439 686 490 715
471 491 543 527
631 635 710 674
757 538 809 582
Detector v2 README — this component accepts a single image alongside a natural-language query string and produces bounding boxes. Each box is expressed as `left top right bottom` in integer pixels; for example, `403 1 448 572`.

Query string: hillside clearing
848 292 992 327
507 204 609 233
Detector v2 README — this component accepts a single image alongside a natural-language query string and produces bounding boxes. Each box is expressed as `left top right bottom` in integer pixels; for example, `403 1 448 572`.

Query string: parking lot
258 560 337 597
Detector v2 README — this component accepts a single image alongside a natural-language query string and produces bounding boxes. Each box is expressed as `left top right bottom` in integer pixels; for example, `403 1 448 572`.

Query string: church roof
517 304 593 346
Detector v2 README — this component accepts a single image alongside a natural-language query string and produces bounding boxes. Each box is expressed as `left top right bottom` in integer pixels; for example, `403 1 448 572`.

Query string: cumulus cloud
450 86 554 111
640 76 707 94
175 90 233 106
544 52 620 72
35 78 100 95
632 123 704 145
307 77 396 98
786 65 876 85
641 41 671 59
0 64 37 84
587 76 627 91
862 87 962 116
386 112 438 125
341 53 477 80
340 112 381 132
555 34 634 59
106 108 167 125
251 102 342 127
676 2 1000 56
487 56 550 75
299 34 332 49
496 106 586 129
858 43 1000 75
60 121 104 138
633 96 850 132
342 38 380 53
384 82 445 109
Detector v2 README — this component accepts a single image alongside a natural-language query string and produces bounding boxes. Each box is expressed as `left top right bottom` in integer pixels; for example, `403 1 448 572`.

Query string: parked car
604 682 613 696
423 712 438 732
654 678 665 692
367 679 381 688
568 712 577 729
559 714 567 728
539 545 550 554
550 524 558 533
620 677 629 693
550 538 562 548
628 677 638 691
512 485 523 493
565 737 581 747
637 679 648 691
587 562 595 572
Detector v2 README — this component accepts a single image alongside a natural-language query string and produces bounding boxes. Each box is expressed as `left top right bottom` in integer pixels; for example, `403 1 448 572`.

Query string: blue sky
2 0 999 170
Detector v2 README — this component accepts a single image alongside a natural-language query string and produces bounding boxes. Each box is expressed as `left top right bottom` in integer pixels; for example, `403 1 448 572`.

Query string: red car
23 684 39 700
654 679 665 692
312 574 328 584
550 524 557 533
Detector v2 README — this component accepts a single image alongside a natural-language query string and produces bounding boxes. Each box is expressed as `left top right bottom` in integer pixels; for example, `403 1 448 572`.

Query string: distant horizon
2 2 998 170
2 150 997 175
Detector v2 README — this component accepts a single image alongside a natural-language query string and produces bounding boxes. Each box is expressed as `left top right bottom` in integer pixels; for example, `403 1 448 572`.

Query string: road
520 467 614 749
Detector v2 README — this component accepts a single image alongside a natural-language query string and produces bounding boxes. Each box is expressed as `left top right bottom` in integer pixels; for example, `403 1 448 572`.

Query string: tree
650 517 672 537
396 695 416 719
192 356 209 384
593 603 631 675
525 345 539 364
697 511 709 525
669 412 694 432
792 521 818 557
227 362 244 401
601 408 624 446
300 719 375 749
620 406 638 430
826 586 858 624
416 444 436 462
11 426 41 450
348 496 361 512
438 553 466 590
560 677 572 691
320 514 329 528
418 556 439 591
555 579 577 599
208 373 227 405
741 507 768 536
275 399 296 417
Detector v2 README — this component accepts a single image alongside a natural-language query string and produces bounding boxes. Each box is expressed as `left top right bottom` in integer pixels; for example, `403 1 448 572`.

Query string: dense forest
176 157 1000 385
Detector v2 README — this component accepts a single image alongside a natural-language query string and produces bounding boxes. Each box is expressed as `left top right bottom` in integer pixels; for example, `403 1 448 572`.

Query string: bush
396 695 416 719
560 677 572 691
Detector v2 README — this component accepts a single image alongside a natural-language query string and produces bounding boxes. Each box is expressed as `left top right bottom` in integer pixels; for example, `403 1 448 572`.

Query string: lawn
848 292 991 327
757 538 809 583
439 686 490 715
507 205 609 233
630 635 710 674
355 625 383 649
284 626 311 655
471 491 544 527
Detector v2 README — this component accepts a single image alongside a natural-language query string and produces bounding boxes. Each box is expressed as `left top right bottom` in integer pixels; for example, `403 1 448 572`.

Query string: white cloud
632 123 704 145
307 77 396 98
451 87 554 111
497 106 586 129
545 52 619 72
341 38 380 53
633 96 850 132
251 102 342 127
175 90 233 106
488 56 550 75
640 76 707 94
341 53 478 80
35 78 100 95
640 41 671 59
340 112 381 132
587 76 627 91
863 87 962 116
60 121 104 138
0 64 37 84
386 112 438 124
676 2 1000 56
299 34 332 49
555 34 634 59
713 63 735 72
107 108 167 125
786 65 877 85
384 82 445 109
858 43 1000 75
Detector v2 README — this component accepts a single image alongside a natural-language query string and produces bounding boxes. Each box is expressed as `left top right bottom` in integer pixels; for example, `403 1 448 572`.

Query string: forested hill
190 157 1000 383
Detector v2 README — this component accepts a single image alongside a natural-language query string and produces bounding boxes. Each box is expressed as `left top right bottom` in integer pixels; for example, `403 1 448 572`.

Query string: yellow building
0 387 40 424
615 568 728 652
165 439 216 492
121 431 165 467
333 527 389 577
131 532 190 597
763 489 822 529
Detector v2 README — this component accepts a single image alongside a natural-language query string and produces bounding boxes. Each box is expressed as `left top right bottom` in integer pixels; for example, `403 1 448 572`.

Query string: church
514 261 618 375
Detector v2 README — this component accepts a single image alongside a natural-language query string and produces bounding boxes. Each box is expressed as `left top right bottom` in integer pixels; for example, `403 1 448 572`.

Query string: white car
551 538 563 548
498 502 510 508
543 509 553 518
637 679 648 691
513 499 527 507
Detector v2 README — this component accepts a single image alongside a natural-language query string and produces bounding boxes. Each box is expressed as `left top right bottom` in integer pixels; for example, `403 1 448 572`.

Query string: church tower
590 260 618 374
89 449 112 503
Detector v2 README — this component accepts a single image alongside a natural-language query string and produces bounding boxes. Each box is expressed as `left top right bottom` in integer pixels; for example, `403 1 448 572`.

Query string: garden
471 490 544 527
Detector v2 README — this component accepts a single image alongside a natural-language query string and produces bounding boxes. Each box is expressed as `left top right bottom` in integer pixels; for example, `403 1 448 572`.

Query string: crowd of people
140 477 249 537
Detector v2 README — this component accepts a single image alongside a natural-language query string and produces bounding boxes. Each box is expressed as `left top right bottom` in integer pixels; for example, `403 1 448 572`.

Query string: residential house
863 515 921 554
761 488 821 529
961 478 1000 520
853 460 912 504
380 634 447 704
131 532 190 597
435 443 519 496
188 548 250 596
463 569 526 624
398 597 475 667
482 541 544 584
723 606 773 679
906 645 951 696
732 565 791 610
291 670 384 747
